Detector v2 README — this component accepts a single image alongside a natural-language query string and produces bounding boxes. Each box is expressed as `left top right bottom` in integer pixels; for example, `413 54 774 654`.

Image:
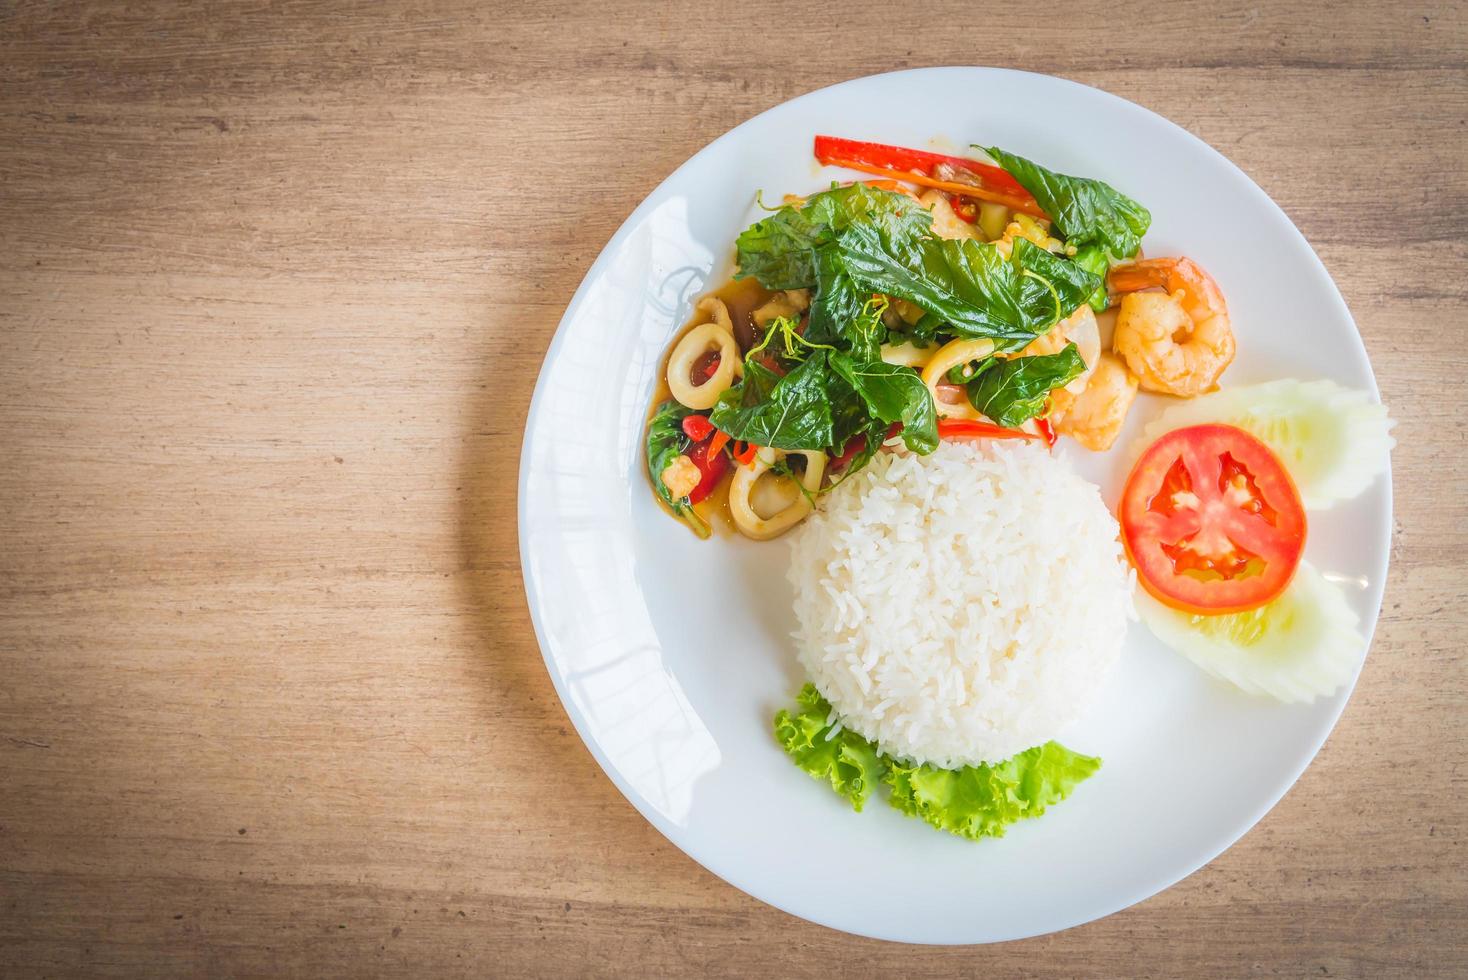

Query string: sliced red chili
681 414 714 442
684 438 729 505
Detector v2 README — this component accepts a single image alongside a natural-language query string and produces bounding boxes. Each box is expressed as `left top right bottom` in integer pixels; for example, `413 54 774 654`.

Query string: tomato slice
1119 424 1306 615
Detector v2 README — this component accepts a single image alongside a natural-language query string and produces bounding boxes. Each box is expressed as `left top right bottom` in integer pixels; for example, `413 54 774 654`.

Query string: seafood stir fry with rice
637 135 1393 842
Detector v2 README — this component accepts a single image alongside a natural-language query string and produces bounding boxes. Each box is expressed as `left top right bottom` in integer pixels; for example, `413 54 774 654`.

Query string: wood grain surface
2 0 1465 976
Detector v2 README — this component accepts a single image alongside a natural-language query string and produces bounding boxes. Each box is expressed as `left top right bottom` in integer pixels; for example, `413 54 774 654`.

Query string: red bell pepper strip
813 135 1045 218
681 414 714 442
937 418 1043 443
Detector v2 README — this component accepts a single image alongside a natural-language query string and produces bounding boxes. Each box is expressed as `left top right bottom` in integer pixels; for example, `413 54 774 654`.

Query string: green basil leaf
1011 238 1105 329
805 244 868 354
1072 244 1112 313
736 183 933 290
646 399 693 511
828 352 938 454
984 147 1151 259
709 353 837 450
835 226 1101 351
966 345 1087 428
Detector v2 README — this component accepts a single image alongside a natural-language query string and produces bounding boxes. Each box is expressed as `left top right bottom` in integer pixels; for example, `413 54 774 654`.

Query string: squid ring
667 322 739 410
920 337 996 420
729 448 827 541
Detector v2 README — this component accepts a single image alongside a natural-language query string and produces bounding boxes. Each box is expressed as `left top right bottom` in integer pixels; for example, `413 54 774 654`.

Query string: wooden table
2 1 1464 975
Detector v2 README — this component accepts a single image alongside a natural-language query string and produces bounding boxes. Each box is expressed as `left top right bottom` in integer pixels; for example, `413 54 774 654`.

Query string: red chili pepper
812 135 1044 217
830 422 904 470
685 438 729 505
1034 416 1057 449
731 440 759 467
681 414 714 442
701 352 721 381
947 193 979 224
937 418 1043 443
830 433 867 470
707 429 731 458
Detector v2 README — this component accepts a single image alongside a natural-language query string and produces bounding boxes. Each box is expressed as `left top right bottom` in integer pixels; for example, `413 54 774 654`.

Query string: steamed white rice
788 440 1133 768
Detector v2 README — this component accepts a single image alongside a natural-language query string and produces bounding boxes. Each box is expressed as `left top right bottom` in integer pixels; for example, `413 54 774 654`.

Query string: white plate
517 68 1392 944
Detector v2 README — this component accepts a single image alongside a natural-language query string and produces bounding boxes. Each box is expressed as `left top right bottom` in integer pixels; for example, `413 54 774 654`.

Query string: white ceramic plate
518 68 1392 944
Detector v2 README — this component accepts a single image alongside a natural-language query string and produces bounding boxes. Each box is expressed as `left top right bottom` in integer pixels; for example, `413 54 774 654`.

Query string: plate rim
516 66 1394 944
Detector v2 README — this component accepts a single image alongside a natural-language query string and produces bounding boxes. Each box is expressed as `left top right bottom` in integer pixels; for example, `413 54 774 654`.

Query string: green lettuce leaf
884 742 1102 841
984 147 1151 259
774 684 887 811
736 183 933 290
966 344 1087 428
828 352 938 454
773 687 1101 838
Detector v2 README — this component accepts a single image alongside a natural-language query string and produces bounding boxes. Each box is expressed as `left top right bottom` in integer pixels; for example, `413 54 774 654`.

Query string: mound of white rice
788 440 1133 768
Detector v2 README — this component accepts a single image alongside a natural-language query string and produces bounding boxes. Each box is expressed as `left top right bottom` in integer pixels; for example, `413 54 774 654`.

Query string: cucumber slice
1136 562 1365 704
1135 379 1394 509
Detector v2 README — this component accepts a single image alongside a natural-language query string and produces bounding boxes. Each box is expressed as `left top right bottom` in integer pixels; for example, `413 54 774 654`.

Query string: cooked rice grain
788 440 1132 767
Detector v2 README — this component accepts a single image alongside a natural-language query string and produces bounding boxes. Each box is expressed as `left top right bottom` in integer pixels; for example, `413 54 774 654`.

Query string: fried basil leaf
646 399 694 511
828 353 938 454
645 400 710 537
1072 244 1112 313
966 345 1087 428
984 147 1151 259
709 353 839 451
735 183 933 290
835 227 1101 351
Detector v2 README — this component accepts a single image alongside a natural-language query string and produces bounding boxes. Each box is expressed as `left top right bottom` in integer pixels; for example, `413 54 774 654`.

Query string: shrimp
917 190 978 241
1022 304 1100 395
1110 257 1235 397
1052 352 1139 452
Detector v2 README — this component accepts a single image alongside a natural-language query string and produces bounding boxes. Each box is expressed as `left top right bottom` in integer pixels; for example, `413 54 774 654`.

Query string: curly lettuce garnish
774 684 1100 839
774 684 886 811
885 742 1101 841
